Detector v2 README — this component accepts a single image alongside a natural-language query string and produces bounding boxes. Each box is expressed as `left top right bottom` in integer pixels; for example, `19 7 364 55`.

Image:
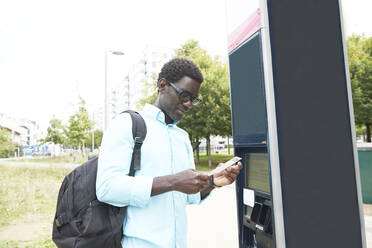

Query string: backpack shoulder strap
121 110 147 177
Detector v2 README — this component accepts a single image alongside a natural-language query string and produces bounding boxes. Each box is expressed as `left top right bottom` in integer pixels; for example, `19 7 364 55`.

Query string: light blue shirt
96 104 201 248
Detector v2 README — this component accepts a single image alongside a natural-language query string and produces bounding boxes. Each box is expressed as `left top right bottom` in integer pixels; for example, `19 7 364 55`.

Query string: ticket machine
226 1 366 247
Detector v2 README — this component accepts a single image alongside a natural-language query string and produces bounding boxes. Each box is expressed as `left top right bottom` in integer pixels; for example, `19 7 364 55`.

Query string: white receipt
207 156 242 176
243 188 255 207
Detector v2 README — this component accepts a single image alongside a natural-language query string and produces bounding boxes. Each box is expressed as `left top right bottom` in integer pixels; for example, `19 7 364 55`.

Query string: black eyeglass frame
167 81 202 106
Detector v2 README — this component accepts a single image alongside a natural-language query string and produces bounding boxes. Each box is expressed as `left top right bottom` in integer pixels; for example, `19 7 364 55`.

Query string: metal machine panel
266 0 364 247
229 33 267 146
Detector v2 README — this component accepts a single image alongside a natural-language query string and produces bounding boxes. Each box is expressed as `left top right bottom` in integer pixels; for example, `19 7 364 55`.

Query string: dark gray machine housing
228 0 366 247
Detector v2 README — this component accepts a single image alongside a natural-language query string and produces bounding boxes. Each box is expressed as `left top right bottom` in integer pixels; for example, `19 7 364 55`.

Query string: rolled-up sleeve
96 114 153 208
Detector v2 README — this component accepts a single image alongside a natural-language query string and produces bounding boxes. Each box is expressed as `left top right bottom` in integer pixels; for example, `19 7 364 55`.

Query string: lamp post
125 74 130 108
91 112 95 152
105 50 125 131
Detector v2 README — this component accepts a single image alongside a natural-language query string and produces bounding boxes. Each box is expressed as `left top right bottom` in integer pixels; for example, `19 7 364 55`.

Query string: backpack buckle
134 137 143 146
55 218 62 227
55 213 71 228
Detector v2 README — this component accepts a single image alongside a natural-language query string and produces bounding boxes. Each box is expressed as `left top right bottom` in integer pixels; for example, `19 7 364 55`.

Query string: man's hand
213 162 243 187
171 169 210 194
151 169 210 196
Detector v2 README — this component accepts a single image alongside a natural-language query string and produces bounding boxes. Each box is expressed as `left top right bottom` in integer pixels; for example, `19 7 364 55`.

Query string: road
0 158 78 168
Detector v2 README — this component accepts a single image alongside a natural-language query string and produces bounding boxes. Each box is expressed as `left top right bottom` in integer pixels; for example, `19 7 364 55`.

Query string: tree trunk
207 136 212 168
366 124 371 142
195 138 200 165
227 136 230 155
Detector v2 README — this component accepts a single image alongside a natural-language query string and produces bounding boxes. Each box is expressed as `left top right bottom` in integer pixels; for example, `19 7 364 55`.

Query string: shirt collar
142 104 178 125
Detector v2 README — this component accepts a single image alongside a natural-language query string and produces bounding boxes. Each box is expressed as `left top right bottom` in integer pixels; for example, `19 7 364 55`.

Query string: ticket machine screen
245 152 271 194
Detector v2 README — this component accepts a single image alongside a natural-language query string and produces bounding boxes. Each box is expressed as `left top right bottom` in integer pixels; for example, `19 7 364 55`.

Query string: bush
0 129 17 158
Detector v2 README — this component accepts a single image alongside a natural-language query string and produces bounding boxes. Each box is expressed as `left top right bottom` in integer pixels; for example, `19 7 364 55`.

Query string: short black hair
157 57 204 84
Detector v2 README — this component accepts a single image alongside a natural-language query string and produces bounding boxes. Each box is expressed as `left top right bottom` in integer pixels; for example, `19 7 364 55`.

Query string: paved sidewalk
187 184 238 248
364 205 372 247
187 184 372 248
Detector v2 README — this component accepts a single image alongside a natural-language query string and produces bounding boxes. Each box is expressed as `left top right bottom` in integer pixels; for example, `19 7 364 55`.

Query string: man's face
158 76 201 123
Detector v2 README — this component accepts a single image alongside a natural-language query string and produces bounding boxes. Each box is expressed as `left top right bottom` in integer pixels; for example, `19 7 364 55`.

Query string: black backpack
52 110 147 248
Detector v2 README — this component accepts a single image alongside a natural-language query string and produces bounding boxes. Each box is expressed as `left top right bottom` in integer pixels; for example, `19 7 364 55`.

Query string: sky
0 0 371 130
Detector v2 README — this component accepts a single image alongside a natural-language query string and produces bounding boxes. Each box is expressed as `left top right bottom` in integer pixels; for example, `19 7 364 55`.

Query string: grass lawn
0 153 233 247
195 153 234 171
0 164 72 247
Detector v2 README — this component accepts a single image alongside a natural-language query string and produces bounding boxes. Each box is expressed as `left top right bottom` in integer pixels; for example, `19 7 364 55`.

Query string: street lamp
91 112 95 152
105 50 125 131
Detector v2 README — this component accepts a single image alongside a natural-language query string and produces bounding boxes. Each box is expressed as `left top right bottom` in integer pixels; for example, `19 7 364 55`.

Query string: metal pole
92 112 95 151
92 129 94 151
127 74 130 108
104 50 125 131
104 51 108 131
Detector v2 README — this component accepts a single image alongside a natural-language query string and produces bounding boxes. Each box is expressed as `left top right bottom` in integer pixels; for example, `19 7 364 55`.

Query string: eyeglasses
167 81 202 106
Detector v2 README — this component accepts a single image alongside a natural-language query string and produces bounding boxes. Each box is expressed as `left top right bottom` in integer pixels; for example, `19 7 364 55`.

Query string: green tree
137 79 158 110
43 117 66 145
138 40 232 167
65 97 94 150
348 35 372 141
176 40 232 167
212 61 232 154
85 129 103 150
0 128 17 158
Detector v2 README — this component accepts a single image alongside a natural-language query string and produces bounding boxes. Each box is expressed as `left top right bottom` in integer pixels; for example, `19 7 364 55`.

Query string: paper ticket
207 156 242 176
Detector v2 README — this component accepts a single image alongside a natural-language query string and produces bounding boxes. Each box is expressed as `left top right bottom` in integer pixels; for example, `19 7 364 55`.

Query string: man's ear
157 78 167 93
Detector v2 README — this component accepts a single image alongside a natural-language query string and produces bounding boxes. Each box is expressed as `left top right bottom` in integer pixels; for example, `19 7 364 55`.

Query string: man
96 57 242 248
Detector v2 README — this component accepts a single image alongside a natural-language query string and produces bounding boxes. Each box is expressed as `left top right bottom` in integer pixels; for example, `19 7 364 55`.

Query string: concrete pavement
187 184 238 248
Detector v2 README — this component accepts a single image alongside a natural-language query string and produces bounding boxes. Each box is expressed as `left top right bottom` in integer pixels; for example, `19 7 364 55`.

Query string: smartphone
208 156 242 176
